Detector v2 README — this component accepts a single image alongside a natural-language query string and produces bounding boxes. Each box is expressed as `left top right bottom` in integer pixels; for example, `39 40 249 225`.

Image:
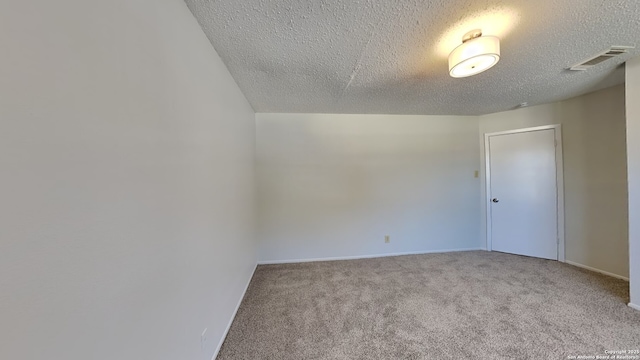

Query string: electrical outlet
474 170 479 178
201 328 208 353
385 235 390 243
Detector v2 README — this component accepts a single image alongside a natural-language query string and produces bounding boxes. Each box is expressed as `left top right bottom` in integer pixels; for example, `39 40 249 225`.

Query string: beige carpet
217 251 640 359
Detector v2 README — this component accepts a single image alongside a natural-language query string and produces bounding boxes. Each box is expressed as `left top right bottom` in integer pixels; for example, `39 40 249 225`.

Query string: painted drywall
627 58 640 308
479 85 629 278
256 113 482 263
0 1 256 360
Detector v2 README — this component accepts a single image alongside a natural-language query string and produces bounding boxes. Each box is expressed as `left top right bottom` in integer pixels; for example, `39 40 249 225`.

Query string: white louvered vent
569 46 635 71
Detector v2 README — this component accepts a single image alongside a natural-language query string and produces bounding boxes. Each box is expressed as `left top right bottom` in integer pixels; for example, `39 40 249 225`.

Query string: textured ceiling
184 0 640 115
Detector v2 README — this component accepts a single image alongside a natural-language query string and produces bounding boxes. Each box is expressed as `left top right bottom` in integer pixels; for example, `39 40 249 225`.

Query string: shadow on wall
553 87 629 277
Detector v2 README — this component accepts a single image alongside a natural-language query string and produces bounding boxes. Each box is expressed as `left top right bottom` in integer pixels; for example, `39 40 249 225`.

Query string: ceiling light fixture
448 29 500 78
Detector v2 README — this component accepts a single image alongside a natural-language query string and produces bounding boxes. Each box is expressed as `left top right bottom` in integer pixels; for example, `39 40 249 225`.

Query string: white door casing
484 125 565 261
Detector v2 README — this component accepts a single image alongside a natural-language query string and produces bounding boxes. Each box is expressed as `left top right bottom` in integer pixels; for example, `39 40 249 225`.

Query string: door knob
492 198 499 203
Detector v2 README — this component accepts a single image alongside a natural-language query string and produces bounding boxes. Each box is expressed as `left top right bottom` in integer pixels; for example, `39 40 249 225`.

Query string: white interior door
487 127 559 260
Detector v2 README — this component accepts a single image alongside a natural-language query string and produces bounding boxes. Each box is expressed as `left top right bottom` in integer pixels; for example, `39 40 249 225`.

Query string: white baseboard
629 303 640 311
257 248 487 265
211 262 257 360
565 260 629 281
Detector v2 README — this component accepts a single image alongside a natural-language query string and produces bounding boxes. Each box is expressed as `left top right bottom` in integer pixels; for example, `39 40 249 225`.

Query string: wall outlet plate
385 235 390 243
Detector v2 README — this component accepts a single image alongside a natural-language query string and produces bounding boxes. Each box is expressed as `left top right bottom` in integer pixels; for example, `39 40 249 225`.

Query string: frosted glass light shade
448 36 500 78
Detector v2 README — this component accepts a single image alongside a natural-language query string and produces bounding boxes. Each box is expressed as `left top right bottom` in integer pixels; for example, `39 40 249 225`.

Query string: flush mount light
448 29 500 78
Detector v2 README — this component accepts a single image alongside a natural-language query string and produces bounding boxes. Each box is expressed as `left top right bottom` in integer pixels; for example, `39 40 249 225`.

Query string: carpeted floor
217 251 640 359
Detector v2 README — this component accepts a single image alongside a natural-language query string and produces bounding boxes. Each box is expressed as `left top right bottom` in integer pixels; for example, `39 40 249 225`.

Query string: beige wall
626 58 640 308
0 1 256 359
257 87 629 276
256 113 482 263
479 85 629 278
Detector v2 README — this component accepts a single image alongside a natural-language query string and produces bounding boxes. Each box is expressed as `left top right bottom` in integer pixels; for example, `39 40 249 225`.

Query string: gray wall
256 113 482 263
479 85 629 278
0 1 256 359
0 2 634 358
626 58 640 308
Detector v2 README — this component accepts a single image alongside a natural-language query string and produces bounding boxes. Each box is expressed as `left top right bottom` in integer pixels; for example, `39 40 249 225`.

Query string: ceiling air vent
569 45 634 71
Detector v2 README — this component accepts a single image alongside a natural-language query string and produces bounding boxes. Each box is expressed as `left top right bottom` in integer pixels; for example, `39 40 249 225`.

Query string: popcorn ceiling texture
184 0 640 115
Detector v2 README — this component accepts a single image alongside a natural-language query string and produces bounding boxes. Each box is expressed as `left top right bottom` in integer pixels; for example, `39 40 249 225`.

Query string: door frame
484 124 565 262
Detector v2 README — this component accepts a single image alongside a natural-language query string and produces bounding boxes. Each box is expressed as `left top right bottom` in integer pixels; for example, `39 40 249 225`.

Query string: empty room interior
2 0 640 359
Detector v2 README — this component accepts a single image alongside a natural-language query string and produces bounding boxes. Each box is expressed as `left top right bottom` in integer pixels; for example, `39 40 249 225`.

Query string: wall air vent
569 45 635 71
